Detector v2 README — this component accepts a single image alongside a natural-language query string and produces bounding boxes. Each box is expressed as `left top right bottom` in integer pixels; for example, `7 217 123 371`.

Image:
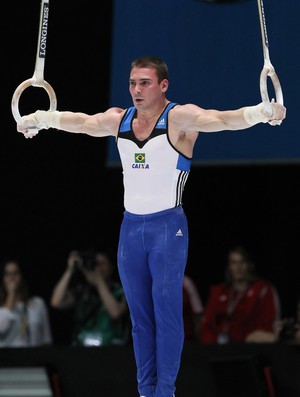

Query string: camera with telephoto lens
75 250 97 271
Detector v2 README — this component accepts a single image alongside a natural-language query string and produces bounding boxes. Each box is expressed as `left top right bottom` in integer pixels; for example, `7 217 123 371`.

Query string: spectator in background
182 273 203 342
278 295 300 344
0 258 52 347
248 295 300 344
199 245 281 344
50 249 129 347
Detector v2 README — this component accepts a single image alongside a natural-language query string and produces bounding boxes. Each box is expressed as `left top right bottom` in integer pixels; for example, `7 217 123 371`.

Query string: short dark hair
130 56 169 83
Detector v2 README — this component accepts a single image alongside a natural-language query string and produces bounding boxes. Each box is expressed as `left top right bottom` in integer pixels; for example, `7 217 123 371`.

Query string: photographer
50 249 129 347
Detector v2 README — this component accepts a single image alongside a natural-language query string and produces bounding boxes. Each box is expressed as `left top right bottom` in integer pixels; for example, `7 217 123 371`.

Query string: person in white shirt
0 258 52 347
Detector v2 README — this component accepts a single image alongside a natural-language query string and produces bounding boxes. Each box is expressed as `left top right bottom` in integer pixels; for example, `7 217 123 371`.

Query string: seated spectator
182 273 203 342
199 245 281 344
50 248 129 347
0 258 52 347
247 295 300 344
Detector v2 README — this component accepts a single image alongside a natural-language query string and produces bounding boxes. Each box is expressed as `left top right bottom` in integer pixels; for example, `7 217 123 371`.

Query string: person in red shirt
200 246 281 344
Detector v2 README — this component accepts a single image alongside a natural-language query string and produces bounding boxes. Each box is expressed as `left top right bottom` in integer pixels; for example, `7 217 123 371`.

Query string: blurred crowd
1 244 299 348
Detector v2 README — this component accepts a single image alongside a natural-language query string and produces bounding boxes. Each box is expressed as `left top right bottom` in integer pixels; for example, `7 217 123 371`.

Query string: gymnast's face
129 67 168 110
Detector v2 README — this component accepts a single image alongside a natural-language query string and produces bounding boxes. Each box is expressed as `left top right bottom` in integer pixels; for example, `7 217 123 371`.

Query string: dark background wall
1 0 299 344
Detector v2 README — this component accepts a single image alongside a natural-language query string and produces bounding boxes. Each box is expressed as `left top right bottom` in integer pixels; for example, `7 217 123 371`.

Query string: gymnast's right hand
17 113 39 136
17 110 62 138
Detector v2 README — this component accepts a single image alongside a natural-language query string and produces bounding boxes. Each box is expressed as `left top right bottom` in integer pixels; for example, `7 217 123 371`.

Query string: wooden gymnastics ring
11 0 57 138
257 0 283 116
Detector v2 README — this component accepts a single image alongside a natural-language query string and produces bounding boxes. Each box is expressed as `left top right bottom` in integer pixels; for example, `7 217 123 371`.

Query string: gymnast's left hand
265 99 286 126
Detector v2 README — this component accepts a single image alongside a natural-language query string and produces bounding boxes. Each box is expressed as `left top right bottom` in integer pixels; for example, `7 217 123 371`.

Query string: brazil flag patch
135 153 145 163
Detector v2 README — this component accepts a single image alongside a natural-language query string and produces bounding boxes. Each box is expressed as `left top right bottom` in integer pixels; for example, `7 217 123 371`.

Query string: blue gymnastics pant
117 205 189 397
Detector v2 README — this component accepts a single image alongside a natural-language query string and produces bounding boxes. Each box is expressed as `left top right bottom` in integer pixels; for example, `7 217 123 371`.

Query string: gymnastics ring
257 0 283 116
11 0 57 139
11 78 57 138
260 63 283 114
